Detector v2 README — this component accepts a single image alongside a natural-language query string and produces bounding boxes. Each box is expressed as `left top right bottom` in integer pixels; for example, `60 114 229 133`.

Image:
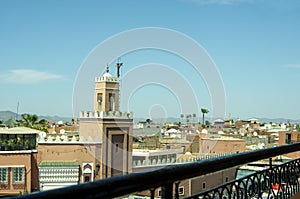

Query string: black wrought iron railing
188 158 300 198
11 143 300 199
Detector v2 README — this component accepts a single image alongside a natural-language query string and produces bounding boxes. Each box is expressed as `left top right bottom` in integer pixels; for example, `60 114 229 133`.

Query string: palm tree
205 120 211 127
192 113 196 123
21 114 48 131
186 114 191 124
180 114 184 123
21 114 38 128
201 108 209 126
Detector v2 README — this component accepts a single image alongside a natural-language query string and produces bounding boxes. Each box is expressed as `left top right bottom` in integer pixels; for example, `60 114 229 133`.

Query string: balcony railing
11 143 300 199
189 158 300 198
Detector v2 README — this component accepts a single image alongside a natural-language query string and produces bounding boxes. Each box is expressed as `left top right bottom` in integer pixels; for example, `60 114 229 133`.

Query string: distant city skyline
0 0 300 120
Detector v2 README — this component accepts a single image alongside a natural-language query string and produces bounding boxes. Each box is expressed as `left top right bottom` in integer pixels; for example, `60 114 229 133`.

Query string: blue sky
0 0 300 120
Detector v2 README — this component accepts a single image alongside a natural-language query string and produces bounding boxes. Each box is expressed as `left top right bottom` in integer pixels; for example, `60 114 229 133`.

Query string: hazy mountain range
0 111 72 123
136 117 300 124
0 110 299 124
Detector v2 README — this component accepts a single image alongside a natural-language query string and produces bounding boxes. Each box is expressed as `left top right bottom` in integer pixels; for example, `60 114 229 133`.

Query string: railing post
174 181 180 199
161 183 173 199
150 188 155 199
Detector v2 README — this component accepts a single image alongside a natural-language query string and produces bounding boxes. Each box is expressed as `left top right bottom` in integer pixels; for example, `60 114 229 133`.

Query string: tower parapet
95 76 119 83
80 111 133 119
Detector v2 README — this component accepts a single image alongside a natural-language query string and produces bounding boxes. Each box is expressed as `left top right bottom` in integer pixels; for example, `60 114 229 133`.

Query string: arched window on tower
109 93 115 111
97 93 102 111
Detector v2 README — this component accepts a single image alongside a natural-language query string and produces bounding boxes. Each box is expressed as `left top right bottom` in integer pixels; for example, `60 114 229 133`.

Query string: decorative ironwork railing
10 143 300 199
187 158 300 199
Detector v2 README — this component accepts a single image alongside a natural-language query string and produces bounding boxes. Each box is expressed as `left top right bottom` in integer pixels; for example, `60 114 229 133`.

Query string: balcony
10 143 300 199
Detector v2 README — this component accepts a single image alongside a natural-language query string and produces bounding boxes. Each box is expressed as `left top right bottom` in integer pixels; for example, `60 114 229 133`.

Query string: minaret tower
79 62 133 179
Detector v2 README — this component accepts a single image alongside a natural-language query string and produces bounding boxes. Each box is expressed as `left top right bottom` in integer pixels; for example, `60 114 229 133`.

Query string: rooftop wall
132 152 235 168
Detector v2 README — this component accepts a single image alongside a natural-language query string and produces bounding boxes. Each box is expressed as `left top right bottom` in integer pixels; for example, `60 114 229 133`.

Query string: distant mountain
134 116 300 124
0 111 72 122
255 117 300 124
38 115 72 122
0 111 19 121
1 110 299 124
134 117 194 123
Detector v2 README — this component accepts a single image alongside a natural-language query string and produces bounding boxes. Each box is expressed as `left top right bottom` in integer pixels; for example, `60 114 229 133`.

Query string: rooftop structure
0 127 40 151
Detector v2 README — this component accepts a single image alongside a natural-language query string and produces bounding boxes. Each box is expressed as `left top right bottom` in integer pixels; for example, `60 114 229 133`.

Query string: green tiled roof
39 161 79 167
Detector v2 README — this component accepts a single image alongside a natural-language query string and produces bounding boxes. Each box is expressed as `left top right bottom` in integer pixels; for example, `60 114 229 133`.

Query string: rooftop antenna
16 101 19 121
116 59 123 111
228 113 231 121
116 58 123 78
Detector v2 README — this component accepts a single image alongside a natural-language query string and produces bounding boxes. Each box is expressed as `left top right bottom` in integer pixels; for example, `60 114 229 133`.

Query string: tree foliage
201 108 209 126
296 124 300 131
146 118 152 124
4 118 15 127
21 114 48 132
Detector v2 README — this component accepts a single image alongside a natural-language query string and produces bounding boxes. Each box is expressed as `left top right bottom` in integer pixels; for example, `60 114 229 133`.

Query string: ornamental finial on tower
106 64 109 73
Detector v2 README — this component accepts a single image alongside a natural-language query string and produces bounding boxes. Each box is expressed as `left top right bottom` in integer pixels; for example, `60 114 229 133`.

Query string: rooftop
202 135 245 141
0 127 42 134
133 127 161 137
133 148 184 156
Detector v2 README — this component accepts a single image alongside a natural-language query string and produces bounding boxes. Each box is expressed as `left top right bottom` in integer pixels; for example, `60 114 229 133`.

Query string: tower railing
11 143 300 199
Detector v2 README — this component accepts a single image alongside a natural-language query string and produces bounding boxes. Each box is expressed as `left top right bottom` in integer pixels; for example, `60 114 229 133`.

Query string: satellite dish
39 131 46 138
201 129 208 134
258 143 265 149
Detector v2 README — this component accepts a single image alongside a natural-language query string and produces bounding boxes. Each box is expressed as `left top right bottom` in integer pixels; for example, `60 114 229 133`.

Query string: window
84 176 90 182
109 93 115 111
0 168 8 183
178 186 185 195
115 144 119 152
286 134 292 144
225 176 229 182
158 190 161 196
97 93 102 110
202 182 206 189
13 167 25 183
